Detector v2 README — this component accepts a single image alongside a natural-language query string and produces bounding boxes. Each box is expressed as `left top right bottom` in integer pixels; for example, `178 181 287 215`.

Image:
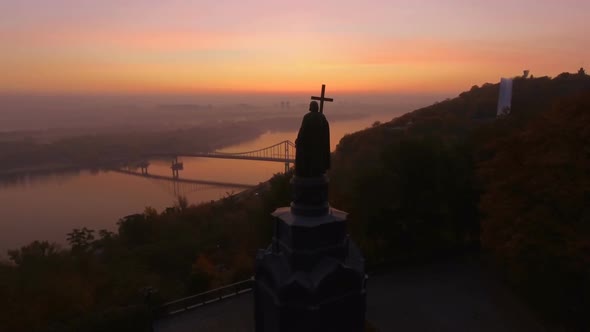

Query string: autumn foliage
0 173 291 332
479 92 590 324
1 72 589 331
329 72 589 328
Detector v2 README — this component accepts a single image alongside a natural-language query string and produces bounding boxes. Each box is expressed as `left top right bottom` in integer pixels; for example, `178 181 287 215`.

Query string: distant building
497 78 513 117
523 70 530 79
578 67 586 76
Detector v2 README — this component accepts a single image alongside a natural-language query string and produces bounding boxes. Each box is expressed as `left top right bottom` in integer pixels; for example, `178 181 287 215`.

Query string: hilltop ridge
329 70 590 329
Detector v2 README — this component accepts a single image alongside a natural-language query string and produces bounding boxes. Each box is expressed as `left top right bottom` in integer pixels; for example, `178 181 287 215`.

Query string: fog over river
0 114 393 253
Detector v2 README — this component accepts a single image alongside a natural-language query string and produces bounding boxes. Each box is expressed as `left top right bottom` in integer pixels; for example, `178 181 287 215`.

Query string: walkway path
366 257 543 331
154 257 543 331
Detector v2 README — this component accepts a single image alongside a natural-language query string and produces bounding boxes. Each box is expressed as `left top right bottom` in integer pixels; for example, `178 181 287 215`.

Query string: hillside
330 71 590 329
1 71 588 331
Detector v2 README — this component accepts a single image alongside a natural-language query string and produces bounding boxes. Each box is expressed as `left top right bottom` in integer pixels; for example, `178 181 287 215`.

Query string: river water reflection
0 114 393 252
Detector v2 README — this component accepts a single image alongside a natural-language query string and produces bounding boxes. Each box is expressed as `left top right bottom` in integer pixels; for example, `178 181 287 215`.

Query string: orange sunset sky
1 0 588 95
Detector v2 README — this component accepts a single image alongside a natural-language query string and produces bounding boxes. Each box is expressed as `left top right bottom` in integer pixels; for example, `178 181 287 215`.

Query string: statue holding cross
256 84 366 332
295 84 332 177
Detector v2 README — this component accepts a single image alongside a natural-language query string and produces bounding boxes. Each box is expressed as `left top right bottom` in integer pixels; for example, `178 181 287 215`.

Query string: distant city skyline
1 0 588 95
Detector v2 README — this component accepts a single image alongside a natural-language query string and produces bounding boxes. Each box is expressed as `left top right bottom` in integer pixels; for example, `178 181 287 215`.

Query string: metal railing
158 278 254 317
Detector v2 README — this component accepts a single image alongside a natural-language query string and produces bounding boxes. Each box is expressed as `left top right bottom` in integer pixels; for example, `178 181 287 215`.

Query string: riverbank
0 163 82 177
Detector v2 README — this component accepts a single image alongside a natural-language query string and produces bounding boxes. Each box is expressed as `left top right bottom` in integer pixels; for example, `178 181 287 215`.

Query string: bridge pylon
171 156 184 179
283 141 292 174
139 161 150 175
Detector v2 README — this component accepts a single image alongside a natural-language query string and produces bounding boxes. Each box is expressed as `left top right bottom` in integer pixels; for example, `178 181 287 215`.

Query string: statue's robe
295 111 330 177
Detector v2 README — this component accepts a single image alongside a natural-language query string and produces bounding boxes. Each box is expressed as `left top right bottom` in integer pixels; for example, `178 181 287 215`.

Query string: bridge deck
149 153 295 163
110 169 254 189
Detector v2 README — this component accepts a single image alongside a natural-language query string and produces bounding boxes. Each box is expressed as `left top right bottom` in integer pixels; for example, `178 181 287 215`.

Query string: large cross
311 84 334 113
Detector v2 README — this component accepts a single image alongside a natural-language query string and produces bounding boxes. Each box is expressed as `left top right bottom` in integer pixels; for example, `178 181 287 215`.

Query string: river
0 114 393 253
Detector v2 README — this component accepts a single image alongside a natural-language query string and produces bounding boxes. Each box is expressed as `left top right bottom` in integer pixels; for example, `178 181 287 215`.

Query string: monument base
254 176 366 332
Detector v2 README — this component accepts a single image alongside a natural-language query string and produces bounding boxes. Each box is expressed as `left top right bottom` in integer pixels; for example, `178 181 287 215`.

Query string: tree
7 241 61 266
67 228 95 252
479 92 590 327
117 214 153 247
174 196 189 212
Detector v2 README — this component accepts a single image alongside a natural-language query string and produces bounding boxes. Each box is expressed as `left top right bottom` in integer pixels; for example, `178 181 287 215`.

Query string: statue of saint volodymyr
295 101 330 177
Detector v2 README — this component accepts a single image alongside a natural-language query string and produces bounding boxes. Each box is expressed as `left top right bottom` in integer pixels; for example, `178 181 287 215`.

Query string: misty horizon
0 91 447 133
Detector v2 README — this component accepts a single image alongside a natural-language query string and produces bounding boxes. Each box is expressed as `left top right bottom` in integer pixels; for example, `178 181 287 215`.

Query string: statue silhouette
295 101 330 177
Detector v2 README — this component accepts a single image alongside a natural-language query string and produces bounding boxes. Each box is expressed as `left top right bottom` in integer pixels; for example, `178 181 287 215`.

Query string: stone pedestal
254 175 366 332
